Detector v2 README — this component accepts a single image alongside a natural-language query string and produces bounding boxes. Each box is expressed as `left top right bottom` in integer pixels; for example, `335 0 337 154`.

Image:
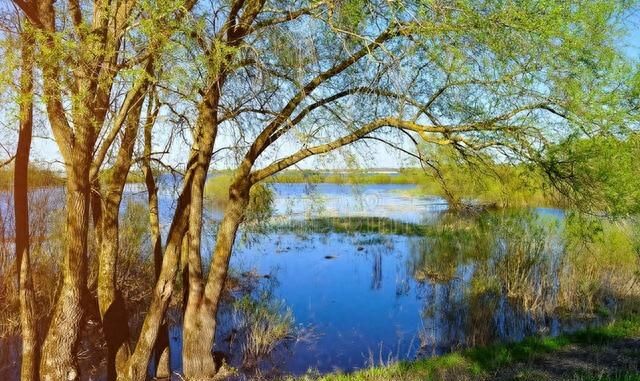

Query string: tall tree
14 20 38 381
139 86 172 379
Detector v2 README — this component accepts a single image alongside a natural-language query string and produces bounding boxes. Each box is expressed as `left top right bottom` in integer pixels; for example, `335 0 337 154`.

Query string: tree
152 0 634 379
10 1 190 379
545 133 640 217
14 19 38 381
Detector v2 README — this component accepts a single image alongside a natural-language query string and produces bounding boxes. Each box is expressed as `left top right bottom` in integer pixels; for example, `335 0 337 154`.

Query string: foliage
545 135 640 217
205 172 274 229
416 146 558 210
2 0 640 378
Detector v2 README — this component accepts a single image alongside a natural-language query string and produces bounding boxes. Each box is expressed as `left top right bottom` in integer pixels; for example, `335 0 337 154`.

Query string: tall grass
409 210 640 320
266 168 428 185
558 216 640 314
0 167 63 190
233 292 296 368
0 189 62 337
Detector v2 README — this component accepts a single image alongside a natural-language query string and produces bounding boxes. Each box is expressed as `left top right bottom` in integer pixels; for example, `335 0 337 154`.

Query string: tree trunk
180 100 221 380
183 180 250 380
15 25 39 381
98 203 132 380
94 87 147 380
141 97 171 379
182 165 213 379
39 176 90 381
120 170 194 381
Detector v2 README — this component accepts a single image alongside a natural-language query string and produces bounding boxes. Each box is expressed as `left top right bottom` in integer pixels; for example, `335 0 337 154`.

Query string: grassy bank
265 168 427 185
292 316 640 381
0 167 63 190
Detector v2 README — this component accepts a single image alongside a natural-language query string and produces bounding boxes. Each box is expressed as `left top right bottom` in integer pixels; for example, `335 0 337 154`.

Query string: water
133 180 574 376
1 180 606 379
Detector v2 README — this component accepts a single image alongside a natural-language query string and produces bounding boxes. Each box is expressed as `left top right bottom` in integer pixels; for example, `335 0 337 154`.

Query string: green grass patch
290 316 640 381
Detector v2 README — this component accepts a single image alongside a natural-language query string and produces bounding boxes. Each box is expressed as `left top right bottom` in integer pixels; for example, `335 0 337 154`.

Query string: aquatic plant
410 210 640 327
490 212 556 314
233 292 296 369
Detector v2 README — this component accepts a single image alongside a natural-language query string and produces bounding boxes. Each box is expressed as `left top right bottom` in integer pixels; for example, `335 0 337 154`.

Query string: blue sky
622 10 640 60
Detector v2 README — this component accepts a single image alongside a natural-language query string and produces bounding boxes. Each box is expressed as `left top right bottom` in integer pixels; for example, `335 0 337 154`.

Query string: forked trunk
15 25 39 381
183 181 250 380
94 72 149 380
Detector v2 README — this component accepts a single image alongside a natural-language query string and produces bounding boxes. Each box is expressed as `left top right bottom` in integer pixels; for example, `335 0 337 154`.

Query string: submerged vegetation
273 216 429 236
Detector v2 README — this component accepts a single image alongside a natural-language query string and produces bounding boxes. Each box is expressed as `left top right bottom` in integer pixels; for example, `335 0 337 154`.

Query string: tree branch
244 25 401 163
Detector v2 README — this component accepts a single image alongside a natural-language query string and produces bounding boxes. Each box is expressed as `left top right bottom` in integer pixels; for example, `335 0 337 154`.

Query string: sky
11 8 640 172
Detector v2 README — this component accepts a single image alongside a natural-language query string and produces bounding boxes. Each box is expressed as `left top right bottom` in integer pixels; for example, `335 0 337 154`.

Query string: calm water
1 180 593 379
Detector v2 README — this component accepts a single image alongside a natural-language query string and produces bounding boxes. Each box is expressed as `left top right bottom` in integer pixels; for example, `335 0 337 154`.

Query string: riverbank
290 316 640 381
0 167 63 189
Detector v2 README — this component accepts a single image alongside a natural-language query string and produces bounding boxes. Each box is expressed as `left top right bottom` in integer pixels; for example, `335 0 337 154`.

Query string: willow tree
9 1 189 379
170 0 634 378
